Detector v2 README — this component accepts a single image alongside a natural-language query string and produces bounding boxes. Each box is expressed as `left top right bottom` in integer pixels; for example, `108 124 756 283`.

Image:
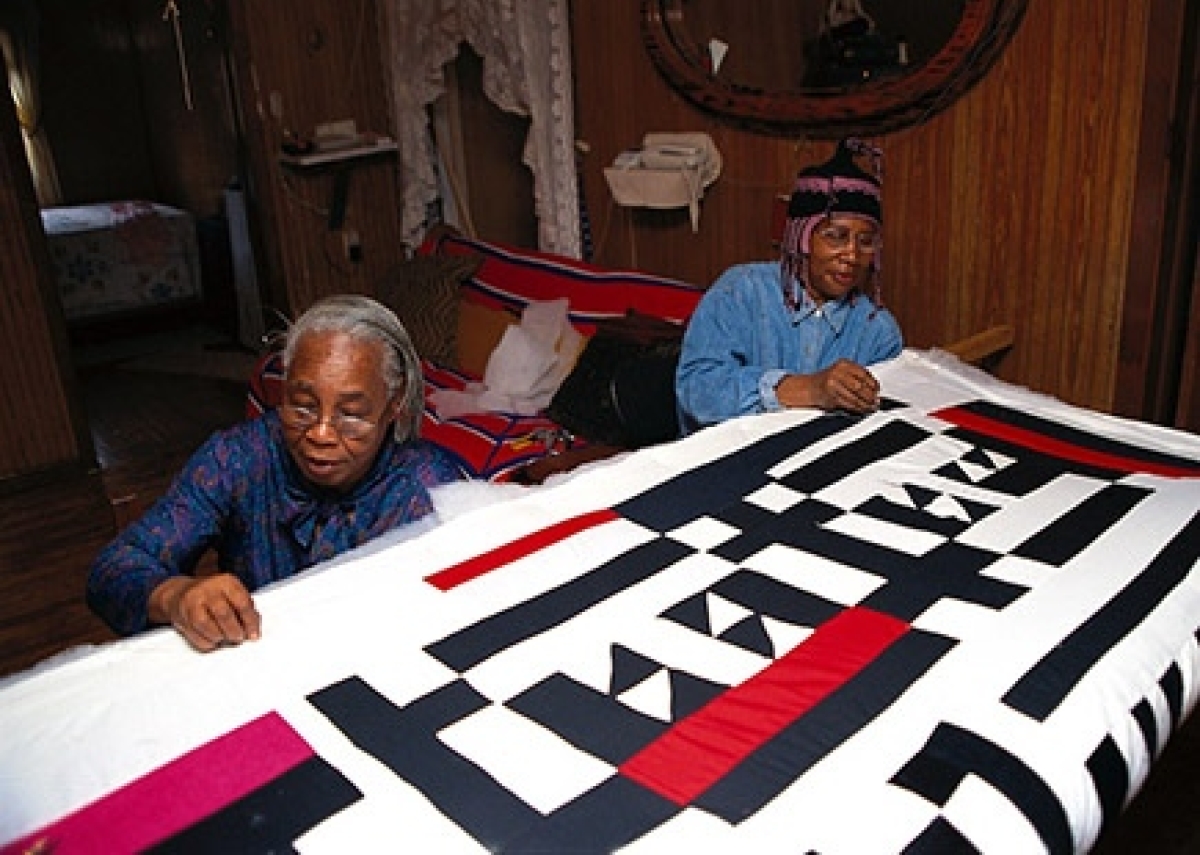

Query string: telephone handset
604 133 722 231
630 144 703 170
612 133 718 172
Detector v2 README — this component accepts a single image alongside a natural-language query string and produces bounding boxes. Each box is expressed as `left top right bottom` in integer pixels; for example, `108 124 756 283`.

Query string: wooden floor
0 343 1196 853
0 351 248 679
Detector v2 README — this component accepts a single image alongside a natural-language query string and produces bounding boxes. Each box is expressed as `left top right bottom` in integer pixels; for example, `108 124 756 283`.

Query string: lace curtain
378 0 580 257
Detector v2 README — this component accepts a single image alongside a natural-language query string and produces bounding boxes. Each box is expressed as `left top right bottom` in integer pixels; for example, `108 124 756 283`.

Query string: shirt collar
788 281 856 336
270 412 407 550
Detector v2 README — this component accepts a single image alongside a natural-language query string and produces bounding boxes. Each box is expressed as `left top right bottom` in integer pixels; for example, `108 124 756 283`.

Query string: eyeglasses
814 224 882 253
279 403 382 440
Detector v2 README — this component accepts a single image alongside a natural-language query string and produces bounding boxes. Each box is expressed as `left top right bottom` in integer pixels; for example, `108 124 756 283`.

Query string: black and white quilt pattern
6 386 1197 855
294 401 1199 854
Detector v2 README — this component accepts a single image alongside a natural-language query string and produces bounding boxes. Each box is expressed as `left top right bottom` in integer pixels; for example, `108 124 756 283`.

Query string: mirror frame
642 0 1030 138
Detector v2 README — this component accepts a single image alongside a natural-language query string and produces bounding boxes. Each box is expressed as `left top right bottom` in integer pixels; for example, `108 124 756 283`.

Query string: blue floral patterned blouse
87 411 463 636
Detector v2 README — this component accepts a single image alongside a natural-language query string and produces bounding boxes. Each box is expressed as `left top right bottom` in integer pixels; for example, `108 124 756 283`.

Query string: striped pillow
418 233 703 338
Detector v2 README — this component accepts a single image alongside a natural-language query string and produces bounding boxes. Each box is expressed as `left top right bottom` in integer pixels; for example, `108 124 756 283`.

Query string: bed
40 200 203 325
1 350 1198 853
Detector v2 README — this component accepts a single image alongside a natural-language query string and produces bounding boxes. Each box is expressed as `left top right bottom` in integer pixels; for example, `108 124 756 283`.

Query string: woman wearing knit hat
676 139 902 434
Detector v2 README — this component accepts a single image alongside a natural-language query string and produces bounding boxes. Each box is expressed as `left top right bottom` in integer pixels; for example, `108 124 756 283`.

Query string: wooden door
1116 0 1199 431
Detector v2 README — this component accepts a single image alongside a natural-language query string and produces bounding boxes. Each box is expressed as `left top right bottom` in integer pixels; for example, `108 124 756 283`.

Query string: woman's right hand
149 574 262 652
775 359 880 413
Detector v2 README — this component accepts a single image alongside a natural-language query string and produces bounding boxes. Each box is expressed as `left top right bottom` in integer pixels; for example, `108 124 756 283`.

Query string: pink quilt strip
1 711 312 855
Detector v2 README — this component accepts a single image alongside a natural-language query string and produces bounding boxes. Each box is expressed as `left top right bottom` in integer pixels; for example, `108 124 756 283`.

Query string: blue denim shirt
676 261 902 433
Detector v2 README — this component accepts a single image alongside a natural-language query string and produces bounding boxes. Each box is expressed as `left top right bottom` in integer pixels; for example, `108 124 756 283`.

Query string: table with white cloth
2 351 1198 854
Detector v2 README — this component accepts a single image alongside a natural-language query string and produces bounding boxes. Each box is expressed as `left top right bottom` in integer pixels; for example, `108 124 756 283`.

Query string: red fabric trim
428 233 703 332
425 509 620 591
421 360 568 481
1 713 311 855
934 406 1200 478
619 606 909 806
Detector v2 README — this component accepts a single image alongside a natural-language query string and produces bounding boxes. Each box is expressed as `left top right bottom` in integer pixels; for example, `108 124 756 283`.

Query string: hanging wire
162 0 194 110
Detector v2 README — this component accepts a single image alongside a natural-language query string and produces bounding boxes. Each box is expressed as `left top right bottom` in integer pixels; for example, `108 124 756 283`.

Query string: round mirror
643 0 1029 138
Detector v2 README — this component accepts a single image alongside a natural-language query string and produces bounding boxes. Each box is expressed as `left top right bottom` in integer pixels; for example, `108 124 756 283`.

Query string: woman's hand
149 574 262 652
775 359 880 413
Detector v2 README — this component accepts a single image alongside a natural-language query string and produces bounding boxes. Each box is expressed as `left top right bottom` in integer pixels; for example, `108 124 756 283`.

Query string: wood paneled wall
37 0 238 217
1 0 1188 482
571 0 1172 416
226 0 405 317
0 87 88 482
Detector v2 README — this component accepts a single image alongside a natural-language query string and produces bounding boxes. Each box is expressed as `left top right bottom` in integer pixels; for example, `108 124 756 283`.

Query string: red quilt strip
934 406 1200 478
0 712 312 855
619 606 910 806
425 508 621 591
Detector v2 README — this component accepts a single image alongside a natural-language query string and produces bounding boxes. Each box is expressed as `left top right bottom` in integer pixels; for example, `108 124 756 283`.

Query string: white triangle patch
762 616 813 657
927 494 971 521
707 593 752 637
986 450 1014 469
618 670 673 721
879 483 917 508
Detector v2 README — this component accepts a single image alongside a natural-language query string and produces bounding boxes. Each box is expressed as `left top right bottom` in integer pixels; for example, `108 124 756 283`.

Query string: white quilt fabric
1 351 1197 854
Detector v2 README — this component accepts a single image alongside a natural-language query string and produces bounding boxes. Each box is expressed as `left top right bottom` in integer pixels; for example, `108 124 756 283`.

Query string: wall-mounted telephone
616 142 705 171
604 133 722 231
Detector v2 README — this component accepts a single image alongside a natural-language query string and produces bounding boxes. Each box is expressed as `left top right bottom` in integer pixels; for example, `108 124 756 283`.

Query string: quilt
2 351 1198 854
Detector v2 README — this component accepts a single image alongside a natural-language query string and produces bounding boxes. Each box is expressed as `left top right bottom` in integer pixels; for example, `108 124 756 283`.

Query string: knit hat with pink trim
780 139 883 262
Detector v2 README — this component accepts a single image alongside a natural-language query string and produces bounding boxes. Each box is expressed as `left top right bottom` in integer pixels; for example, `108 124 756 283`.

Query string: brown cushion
456 301 518 378
376 254 483 365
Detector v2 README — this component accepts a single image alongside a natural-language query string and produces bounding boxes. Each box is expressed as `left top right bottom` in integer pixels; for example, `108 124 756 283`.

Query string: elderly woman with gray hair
87 295 462 651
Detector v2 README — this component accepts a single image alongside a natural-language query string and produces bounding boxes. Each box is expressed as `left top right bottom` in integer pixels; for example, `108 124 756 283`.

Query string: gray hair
280 294 423 443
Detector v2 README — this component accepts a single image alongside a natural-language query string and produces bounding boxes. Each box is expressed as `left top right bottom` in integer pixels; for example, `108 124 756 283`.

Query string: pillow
425 232 706 335
456 300 517 378
376 254 483 365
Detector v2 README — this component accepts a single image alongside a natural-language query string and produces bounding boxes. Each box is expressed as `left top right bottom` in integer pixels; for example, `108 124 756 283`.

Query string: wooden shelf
278 138 397 170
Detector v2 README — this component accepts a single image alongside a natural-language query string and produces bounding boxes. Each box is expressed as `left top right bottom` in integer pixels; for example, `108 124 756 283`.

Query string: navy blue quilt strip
147 756 360 854
613 417 853 532
778 420 930 495
310 677 549 850
1004 511 1200 720
1087 657 1191 835
309 677 680 854
892 722 1074 854
1013 483 1153 565
693 630 953 823
1087 735 1131 836
424 536 693 674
